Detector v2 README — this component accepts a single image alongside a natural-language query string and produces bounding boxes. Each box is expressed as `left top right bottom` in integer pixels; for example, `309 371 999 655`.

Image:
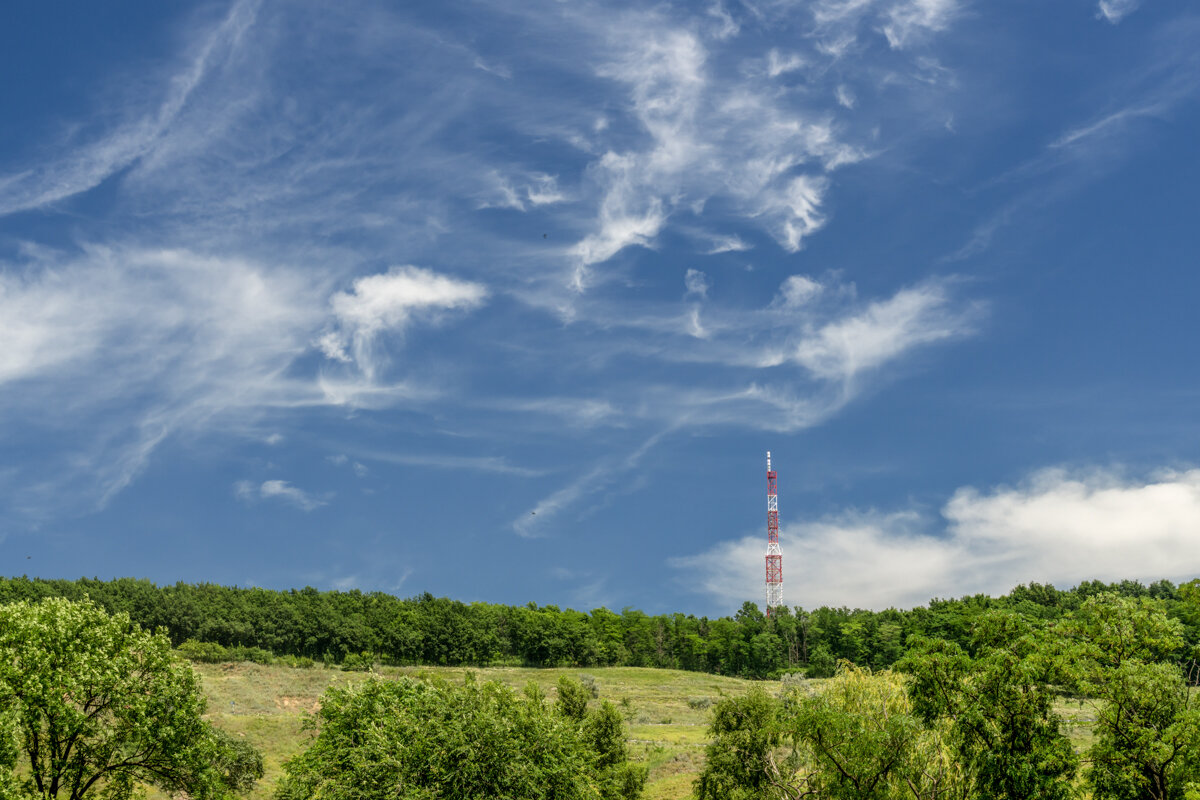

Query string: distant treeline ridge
1 576 1196 679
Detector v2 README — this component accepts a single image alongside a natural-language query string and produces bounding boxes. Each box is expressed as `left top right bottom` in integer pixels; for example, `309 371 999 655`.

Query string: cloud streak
0 0 261 217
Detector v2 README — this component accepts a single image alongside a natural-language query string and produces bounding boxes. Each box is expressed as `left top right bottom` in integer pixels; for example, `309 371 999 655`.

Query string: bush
556 675 592 721
276 675 644 800
687 697 713 710
578 673 600 698
277 654 315 669
340 651 375 672
695 689 779 800
176 639 230 663
228 645 274 664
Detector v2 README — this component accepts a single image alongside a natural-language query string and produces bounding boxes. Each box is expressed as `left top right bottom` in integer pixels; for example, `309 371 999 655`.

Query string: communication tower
765 451 783 616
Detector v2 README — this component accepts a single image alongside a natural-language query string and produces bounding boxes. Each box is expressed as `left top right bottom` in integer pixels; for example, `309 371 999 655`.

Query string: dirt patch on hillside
275 695 321 713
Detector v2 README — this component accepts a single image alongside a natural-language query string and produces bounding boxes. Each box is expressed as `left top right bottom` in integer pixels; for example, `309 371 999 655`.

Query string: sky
2 0 1199 617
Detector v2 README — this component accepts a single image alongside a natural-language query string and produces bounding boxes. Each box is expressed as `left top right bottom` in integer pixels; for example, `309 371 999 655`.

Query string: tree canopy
0 596 262 800
276 673 644 800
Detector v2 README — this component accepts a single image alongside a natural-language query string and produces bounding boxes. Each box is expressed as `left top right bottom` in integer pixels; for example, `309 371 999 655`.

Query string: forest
1 575 1197 680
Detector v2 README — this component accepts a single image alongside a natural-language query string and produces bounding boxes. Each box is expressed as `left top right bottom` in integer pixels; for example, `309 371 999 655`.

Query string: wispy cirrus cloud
1097 0 1141 24
791 282 977 382
0 245 485 518
0 0 976 528
514 431 667 537
0 0 261 217
672 467 1200 611
557 0 953 289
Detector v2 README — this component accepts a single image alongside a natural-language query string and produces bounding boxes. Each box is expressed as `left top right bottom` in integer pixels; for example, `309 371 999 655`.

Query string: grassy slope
148 662 1102 800
145 662 775 800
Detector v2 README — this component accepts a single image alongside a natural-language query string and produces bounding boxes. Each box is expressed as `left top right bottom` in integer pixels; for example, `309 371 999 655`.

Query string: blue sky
2 0 1199 616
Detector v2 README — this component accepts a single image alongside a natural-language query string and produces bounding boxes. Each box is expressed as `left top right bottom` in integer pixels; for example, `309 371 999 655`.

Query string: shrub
557 675 592 721
276 675 644 800
228 645 274 664
278 654 315 669
578 673 600 697
176 639 230 663
340 651 375 672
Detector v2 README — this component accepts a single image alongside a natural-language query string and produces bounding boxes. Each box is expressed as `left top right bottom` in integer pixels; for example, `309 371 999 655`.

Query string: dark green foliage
694 689 779 800
339 651 375 672
807 644 837 678
275 675 643 800
900 614 1079 800
0 576 1195 681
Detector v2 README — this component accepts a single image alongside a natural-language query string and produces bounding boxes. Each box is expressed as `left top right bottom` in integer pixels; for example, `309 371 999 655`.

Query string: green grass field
146 662 1102 800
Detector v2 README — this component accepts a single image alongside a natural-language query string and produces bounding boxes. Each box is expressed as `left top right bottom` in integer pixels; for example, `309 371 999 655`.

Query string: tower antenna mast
765 451 783 616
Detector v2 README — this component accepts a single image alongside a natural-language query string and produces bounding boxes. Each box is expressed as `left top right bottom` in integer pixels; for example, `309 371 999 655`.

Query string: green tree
276 674 642 800
557 675 592 721
0 597 262 800
773 664 923 800
1058 592 1185 691
583 701 647 800
770 663 969 800
899 613 1077 800
807 645 837 679
1087 661 1200 800
695 689 779 800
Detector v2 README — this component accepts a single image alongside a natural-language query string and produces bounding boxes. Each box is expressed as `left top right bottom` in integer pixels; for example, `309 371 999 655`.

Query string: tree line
697 592 1200 799
1 575 1197 679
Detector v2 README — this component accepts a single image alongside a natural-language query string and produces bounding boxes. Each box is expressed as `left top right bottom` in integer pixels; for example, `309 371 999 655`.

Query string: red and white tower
765 451 783 616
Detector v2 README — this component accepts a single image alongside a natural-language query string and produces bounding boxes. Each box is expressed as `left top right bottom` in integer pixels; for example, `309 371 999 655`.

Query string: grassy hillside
148 661 1103 800
147 662 779 800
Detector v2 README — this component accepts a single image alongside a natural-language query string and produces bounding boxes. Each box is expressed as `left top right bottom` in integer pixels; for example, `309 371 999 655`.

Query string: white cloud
1097 0 1141 23
1049 104 1160 150
672 468 1200 611
768 175 829 252
346 449 545 477
767 49 808 78
568 6 902 279
235 478 327 511
0 247 485 516
319 266 486 378
684 269 710 298
835 85 857 109
793 282 975 381
777 275 824 307
703 234 753 254
260 479 326 510
0 247 325 506
882 0 958 49
526 173 567 206
479 171 566 211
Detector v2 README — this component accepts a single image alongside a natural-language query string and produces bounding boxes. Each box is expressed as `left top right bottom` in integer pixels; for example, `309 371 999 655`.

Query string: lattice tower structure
765 451 783 616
